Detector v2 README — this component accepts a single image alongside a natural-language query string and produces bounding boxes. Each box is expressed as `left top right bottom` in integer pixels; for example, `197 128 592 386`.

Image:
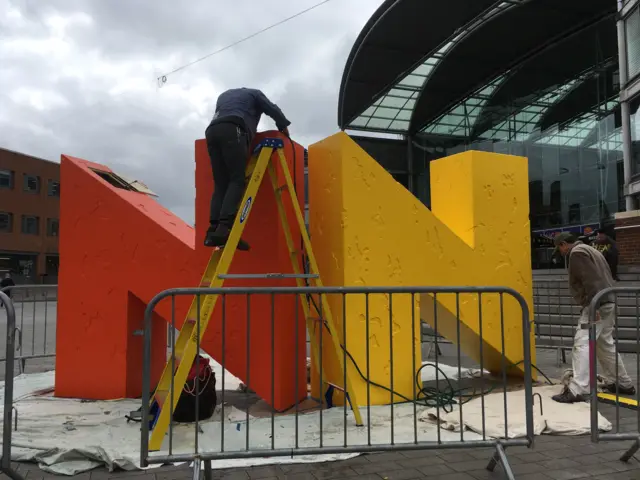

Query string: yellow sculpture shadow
308 132 535 406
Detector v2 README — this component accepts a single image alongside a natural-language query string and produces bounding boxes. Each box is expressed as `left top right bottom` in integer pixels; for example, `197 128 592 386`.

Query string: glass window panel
367 117 392 129
380 96 410 108
626 8 640 80
398 74 425 88
413 63 435 76
388 88 413 98
349 116 369 127
372 107 401 119
395 109 412 121
389 120 410 131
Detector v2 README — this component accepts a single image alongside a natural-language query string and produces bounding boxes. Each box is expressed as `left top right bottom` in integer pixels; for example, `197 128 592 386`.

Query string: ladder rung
199 280 211 288
218 273 319 279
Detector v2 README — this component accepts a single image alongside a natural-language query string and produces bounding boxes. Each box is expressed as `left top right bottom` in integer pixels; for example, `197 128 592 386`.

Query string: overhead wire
157 0 335 86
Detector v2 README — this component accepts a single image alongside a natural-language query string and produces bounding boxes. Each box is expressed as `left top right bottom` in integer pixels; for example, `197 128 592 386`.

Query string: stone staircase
533 268 640 354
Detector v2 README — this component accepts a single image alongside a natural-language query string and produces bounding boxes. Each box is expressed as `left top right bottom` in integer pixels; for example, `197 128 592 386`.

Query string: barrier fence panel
0 285 57 375
587 286 640 462
533 277 572 366
140 286 533 480
0 291 24 480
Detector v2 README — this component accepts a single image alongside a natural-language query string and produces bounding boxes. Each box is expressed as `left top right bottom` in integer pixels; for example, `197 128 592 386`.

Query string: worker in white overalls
551 231 635 403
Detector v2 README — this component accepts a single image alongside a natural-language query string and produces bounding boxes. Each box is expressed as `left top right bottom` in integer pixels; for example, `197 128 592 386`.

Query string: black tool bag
172 354 217 423
127 355 217 424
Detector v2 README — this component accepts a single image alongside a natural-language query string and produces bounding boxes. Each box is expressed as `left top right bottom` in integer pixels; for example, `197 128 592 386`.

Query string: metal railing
140 285 534 480
586 286 640 463
0 285 57 374
533 278 572 366
0 291 23 480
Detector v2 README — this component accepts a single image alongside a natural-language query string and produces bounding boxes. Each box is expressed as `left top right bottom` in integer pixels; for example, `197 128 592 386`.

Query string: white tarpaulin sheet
0 362 485 476
421 384 613 438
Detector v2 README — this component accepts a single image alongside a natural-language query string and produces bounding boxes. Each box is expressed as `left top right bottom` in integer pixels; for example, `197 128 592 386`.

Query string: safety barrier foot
620 437 640 463
486 444 515 480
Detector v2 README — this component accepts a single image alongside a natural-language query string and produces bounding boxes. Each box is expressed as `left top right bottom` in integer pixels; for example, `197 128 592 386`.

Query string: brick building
0 147 60 283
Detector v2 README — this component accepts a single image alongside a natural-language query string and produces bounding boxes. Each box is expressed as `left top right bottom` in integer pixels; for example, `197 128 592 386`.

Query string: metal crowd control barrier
586 286 640 462
0 285 57 374
141 286 534 480
533 278 572 366
0 291 24 480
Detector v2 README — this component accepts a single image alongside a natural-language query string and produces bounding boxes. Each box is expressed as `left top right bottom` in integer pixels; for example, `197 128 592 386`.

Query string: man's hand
596 310 601 321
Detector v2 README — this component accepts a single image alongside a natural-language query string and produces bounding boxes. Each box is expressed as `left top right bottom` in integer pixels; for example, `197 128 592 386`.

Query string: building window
0 170 14 189
47 179 60 197
23 174 40 194
0 212 13 233
21 215 40 235
626 7 640 81
46 218 59 236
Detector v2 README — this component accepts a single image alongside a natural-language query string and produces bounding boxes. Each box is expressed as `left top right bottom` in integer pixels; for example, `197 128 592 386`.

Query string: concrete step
535 314 640 329
535 324 640 341
534 295 640 306
535 304 640 317
533 335 640 353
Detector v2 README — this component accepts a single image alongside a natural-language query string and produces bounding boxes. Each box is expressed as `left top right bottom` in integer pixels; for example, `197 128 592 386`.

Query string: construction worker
204 87 291 249
551 232 635 403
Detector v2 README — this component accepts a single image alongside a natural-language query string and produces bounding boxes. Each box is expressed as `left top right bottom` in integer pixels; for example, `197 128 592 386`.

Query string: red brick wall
616 215 640 265
0 148 59 278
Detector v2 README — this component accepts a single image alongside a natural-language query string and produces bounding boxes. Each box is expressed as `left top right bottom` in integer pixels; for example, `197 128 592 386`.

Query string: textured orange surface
56 131 307 409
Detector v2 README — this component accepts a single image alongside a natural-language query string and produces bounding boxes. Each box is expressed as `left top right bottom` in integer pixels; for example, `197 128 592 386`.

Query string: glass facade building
337 0 631 269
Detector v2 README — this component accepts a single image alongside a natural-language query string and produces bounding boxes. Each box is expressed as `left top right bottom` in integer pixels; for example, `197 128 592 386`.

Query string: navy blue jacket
208 88 291 139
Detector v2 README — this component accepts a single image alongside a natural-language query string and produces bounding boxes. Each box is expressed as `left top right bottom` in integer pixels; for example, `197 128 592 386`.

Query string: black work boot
204 224 219 248
205 223 250 251
552 386 586 404
602 384 636 396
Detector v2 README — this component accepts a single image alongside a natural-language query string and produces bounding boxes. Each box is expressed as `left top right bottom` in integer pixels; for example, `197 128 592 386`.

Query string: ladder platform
218 273 319 279
253 137 284 154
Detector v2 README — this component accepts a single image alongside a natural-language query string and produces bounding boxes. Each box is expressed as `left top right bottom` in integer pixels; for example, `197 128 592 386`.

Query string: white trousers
569 303 634 396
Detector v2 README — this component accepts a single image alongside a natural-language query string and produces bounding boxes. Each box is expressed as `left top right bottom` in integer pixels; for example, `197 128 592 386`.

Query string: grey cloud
1 0 384 224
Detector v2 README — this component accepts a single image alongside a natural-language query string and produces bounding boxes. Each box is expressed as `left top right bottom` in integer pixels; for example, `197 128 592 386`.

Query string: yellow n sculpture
308 132 535 406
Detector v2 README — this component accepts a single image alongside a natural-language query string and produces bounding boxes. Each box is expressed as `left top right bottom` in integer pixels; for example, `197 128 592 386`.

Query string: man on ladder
204 87 291 250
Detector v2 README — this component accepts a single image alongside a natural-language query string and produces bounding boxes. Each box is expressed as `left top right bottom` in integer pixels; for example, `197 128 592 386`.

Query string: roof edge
337 0 402 129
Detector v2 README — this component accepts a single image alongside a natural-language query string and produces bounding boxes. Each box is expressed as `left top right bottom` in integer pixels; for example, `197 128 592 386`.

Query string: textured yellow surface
308 132 535 406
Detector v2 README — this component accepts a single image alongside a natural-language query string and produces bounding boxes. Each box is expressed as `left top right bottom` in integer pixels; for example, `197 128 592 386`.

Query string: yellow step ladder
146 137 363 452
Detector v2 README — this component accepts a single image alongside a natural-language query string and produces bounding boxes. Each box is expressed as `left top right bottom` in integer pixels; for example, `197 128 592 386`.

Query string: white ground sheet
421 384 613 437
0 363 598 476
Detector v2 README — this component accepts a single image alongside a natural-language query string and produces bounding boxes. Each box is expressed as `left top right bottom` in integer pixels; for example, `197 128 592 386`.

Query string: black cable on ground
305 294 554 412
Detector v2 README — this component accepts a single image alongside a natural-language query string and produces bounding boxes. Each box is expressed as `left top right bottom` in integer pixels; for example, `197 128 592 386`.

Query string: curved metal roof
339 0 617 135
337 0 504 131
469 17 617 140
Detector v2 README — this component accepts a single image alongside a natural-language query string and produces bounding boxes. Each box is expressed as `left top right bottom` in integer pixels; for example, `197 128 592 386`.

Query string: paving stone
512 452 550 463
543 470 589 480
436 452 478 463
352 463 403 475
310 466 359 479
448 460 495 473
510 474 553 480
246 466 284 479
576 461 619 476
424 473 476 480
373 468 422 480
538 458 582 470
396 456 446 469
416 463 456 477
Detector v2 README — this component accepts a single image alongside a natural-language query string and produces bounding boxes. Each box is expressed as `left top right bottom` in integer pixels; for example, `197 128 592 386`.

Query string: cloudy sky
0 0 383 223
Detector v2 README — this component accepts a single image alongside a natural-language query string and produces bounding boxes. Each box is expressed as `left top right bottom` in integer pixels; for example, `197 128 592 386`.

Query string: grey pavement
2 301 640 479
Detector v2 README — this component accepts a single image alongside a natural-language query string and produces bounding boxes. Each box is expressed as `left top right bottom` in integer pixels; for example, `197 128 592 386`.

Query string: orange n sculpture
56 132 307 410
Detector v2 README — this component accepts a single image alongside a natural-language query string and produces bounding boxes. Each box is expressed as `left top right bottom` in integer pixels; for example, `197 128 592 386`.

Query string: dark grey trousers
205 122 250 228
